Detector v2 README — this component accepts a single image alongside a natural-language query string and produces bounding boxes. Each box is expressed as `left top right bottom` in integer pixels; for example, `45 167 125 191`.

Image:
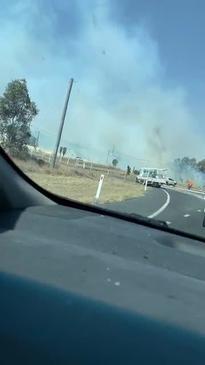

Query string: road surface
105 187 205 238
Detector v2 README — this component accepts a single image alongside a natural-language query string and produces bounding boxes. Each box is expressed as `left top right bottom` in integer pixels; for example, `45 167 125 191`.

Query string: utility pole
52 78 74 168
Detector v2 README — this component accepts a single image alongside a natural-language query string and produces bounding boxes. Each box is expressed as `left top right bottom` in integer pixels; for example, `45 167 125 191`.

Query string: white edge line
167 186 205 200
148 189 170 219
171 186 205 195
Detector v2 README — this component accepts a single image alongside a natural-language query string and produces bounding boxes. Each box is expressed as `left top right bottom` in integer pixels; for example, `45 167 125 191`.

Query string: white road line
148 189 170 219
169 186 205 200
172 186 205 195
184 214 190 217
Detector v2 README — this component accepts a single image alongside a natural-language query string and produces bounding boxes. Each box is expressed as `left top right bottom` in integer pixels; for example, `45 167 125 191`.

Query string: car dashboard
0 203 205 363
0 148 205 364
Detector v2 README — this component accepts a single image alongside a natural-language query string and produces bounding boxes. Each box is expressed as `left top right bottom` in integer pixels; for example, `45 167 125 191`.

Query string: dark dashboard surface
1 203 205 335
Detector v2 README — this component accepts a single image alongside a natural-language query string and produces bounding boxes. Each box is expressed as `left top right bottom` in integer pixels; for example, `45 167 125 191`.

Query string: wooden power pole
52 78 74 168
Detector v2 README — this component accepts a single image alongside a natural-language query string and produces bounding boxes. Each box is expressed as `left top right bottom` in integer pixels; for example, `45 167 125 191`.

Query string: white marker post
95 174 104 202
145 179 148 191
144 171 149 191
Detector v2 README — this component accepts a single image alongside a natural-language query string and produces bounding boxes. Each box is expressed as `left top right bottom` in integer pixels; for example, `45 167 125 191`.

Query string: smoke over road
0 0 204 168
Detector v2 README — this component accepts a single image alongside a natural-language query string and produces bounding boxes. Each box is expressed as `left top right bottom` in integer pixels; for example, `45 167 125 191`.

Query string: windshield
1 0 205 239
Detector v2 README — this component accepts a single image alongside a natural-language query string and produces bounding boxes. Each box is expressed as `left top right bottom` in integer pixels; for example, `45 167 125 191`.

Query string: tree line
174 157 205 174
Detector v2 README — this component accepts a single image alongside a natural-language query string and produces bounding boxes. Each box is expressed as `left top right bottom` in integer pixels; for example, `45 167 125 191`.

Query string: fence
27 147 128 180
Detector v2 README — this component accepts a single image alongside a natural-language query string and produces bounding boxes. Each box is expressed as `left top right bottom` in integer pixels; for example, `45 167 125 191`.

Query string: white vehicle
136 168 167 188
166 177 177 186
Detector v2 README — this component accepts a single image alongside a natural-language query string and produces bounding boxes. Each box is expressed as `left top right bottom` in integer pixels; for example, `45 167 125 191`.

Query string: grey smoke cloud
0 0 204 167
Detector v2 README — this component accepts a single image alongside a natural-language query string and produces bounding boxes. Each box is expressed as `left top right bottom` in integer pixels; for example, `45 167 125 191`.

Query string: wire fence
31 126 151 172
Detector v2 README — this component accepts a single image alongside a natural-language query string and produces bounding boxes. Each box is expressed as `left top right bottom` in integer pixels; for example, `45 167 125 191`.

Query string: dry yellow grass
28 172 144 203
13 158 144 203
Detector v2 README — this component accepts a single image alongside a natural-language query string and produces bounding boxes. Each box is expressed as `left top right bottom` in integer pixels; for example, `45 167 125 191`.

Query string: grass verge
13 158 144 204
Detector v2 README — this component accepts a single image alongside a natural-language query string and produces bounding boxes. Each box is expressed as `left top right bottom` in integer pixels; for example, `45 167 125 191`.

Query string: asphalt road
105 187 205 237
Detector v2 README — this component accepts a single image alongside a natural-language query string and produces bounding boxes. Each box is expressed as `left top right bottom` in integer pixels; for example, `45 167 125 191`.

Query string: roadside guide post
95 174 104 203
145 171 149 191
145 179 148 191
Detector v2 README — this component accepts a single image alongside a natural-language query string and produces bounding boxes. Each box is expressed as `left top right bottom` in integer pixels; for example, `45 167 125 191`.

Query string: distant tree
0 79 38 155
174 157 198 172
181 157 197 169
59 146 63 156
126 165 131 175
29 134 38 150
59 146 67 158
62 147 67 157
197 159 205 173
112 158 118 167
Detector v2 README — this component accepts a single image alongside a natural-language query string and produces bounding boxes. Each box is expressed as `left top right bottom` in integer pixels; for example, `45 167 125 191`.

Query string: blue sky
0 0 205 166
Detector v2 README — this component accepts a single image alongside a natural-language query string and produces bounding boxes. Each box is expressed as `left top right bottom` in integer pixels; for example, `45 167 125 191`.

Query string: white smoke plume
0 0 204 169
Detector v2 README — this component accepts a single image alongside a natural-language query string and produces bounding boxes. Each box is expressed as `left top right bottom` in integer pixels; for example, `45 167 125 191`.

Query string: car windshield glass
1 0 205 239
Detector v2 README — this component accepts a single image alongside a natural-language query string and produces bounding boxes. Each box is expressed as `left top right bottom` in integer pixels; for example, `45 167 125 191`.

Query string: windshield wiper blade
202 211 205 227
128 212 168 228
